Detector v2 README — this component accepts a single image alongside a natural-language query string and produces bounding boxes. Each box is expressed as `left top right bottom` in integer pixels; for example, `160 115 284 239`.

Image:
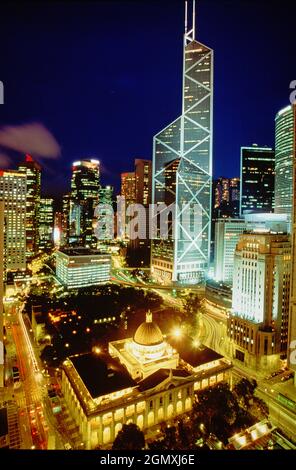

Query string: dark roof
0 408 8 437
167 335 223 368
58 247 106 257
138 368 191 392
70 353 136 399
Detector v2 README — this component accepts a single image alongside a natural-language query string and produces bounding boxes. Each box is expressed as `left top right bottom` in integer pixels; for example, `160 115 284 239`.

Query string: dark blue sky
0 0 295 197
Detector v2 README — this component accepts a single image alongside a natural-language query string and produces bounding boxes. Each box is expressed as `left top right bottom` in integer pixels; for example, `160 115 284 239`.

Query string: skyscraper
229 231 291 370
151 1 213 284
128 159 152 266
38 198 54 251
240 144 275 216
120 172 136 240
70 159 100 247
287 103 296 383
213 177 240 219
97 186 114 241
275 104 295 220
0 170 26 274
18 154 41 260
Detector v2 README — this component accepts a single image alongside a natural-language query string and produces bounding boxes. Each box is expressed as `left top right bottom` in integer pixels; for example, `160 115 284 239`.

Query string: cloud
0 152 12 167
0 122 61 158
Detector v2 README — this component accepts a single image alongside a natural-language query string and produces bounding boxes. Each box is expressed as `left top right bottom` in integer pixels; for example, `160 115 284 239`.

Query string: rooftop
70 353 136 399
167 335 223 368
57 247 108 257
138 368 191 392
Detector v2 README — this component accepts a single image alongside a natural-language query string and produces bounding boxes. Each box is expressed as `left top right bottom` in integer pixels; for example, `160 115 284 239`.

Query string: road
4 300 65 449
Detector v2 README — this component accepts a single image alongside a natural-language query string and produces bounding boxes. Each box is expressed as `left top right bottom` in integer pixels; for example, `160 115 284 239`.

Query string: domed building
109 311 179 380
61 311 232 449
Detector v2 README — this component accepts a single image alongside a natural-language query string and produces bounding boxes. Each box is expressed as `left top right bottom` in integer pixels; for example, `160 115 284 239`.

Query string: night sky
0 0 296 199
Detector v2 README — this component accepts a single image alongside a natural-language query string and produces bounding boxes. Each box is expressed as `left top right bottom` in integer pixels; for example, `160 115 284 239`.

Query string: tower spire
184 0 196 44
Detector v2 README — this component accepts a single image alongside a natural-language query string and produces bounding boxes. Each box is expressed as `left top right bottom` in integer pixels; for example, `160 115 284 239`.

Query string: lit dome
133 311 163 346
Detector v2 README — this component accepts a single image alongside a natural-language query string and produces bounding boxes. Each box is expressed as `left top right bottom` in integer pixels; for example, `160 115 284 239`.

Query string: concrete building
61 312 232 448
228 232 291 370
55 247 111 289
0 170 26 275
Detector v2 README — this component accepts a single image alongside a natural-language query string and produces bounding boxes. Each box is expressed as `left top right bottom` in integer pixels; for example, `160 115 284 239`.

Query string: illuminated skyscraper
213 177 240 219
70 159 100 247
0 170 26 274
240 144 275 216
287 103 296 382
151 1 213 284
18 154 41 259
38 198 54 251
229 231 291 370
120 172 136 239
275 105 295 220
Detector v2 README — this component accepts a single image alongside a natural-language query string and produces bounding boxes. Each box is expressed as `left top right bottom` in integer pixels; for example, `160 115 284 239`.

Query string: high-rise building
229 231 291 370
38 198 54 251
275 105 295 221
214 214 288 284
287 103 296 384
18 154 41 259
120 172 136 240
70 159 100 247
0 170 26 274
61 193 71 246
96 186 114 241
0 201 4 387
240 144 275 216
151 3 213 284
127 160 152 266
213 177 240 219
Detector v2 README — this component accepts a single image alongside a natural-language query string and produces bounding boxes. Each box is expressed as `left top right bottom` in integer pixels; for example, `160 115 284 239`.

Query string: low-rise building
55 247 111 289
61 312 232 448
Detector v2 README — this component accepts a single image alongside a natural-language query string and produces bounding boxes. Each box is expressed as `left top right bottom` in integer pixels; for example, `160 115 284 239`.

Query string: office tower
18 154 41 259
55 247 111 289
275 105 295 221
61 193 71 246
120 172 136 239
288 103 296 383
97 186 114 241
70 159 100 247
151 2 213 284
38 198 54 251
214 214 288 284
240 144 275 216
213 177 240 219
229 232 291 370
0 170 26 274
127 159 152 266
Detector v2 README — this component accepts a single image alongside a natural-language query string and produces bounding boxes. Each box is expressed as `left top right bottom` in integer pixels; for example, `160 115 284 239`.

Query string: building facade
214 214 288 283
18 154 41 259
61 312 232 448
213 177 240 219
274 104 295 222
55 247 111 289
240 144 275 216
70 159 100 247
229 232 291 370
151 6 213 285
0 170 26 274
38 198 54 251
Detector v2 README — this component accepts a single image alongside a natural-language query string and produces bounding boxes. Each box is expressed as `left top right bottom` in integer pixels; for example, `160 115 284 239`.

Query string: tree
112 424 145 450
233 378 257 409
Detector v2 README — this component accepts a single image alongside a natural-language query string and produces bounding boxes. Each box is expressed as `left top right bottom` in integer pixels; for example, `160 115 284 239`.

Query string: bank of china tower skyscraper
151 1 213 284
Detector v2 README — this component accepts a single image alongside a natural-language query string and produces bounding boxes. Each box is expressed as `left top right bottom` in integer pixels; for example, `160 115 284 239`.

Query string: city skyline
0 0 296 197
1 0 296 455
